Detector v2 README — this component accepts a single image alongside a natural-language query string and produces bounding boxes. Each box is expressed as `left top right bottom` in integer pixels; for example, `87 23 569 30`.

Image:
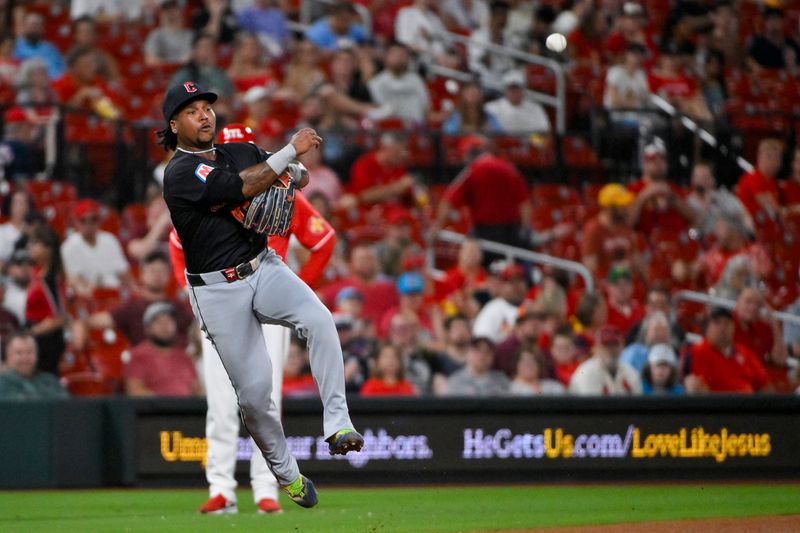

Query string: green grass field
1 484 798 532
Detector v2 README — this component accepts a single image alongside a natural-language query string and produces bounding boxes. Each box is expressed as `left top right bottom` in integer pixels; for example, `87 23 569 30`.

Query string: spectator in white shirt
472 262 528 343
2 248 33 324
61 199 132 296
440 0 489 33
569 325 643 395
468 1 517 86
484 70 551 134
603 42 650 127
0 190 33 268
143 0 194 67
367 43 431 125
395 0 458 67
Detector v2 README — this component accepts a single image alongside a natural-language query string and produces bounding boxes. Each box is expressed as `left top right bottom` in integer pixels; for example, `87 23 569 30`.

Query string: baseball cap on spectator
397 272 424 295
597 325 624 346
501 262 526 281
598 183 634 208
74 199 100 220
622 2 644 16
243 85 273 105
648 343 677 366
336 286 363 306
4 107 27 123
643 139 667 159
162 81 218 123
143 302 176 326
502 70 526 88
216 123 255 144
607 264 632 283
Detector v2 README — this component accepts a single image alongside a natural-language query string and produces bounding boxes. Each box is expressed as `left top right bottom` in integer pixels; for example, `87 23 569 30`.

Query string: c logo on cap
184 82 198 93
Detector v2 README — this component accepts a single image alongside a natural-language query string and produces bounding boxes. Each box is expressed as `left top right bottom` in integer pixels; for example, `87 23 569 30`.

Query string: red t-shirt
568 29 603 64
25 272 65 324
348 151 411 206
628 179 690 234
733 314 774 363
581 216 640 280
780 179 800 206
648 71 698 100
689 339 769 393
360 377 416 396
52 73 122 141
737 169 779 217
125 342 198 396
605 299 645 338
554 360 580 387
444 154 528 225
283 374 318 397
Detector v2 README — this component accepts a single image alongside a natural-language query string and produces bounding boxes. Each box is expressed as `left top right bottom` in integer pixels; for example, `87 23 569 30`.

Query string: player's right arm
239 128 320 198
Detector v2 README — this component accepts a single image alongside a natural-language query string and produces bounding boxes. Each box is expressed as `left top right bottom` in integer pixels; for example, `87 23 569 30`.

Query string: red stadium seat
25 180 78 209
61 371 116 396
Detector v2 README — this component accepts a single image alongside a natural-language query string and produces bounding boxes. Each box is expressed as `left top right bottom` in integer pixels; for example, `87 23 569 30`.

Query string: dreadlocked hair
156 127 177 151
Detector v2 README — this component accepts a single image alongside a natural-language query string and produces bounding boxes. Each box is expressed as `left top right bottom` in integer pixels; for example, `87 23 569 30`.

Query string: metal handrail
433 229 594 293
649 94 754 173
672 290 800 327
441 30 566 135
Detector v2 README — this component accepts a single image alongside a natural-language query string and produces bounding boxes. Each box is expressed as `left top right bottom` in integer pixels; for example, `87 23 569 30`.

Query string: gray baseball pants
187 249 353 486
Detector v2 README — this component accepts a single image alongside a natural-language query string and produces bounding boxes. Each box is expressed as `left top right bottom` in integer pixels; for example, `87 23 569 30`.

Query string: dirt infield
495 514 800 532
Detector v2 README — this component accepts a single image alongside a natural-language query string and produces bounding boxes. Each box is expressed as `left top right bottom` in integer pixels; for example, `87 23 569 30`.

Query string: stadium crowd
0 0 799 400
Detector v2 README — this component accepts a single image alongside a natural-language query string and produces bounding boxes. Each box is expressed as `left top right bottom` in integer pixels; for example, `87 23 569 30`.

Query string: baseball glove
231 163 306 236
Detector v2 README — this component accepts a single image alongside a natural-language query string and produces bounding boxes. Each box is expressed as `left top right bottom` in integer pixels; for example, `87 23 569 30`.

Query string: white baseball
546 33 567 53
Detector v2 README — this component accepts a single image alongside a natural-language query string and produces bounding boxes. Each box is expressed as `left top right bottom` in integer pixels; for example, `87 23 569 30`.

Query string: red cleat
199 494 237 514
256 498 283 514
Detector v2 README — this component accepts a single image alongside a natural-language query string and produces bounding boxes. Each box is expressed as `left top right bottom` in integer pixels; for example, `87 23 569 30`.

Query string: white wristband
266 144 297 175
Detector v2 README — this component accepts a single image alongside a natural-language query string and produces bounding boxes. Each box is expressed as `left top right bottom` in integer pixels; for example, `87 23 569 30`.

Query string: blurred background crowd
0 0 798 400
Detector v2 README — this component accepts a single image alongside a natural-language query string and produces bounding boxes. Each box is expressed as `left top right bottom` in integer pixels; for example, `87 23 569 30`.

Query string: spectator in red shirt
549 325 581 387
694 215 770 290
25 223 67 376
627 140 695 234
124 302 201 397
737 138 782 220
603 2 658 64
283 338 319 398
360 343 417 397
431 135 535 261
379 272 433 339
581 183 641 281
319 243 399 324
604 264 645 338
686 307 770 393
493 304 548 377
348 133 415 210
443 238 487 297
733 287 789 390
648 43 711 121
52 46 122 142
567 7 609 69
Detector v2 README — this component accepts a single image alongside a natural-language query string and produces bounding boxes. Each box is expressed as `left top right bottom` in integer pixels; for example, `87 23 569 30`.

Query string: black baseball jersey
163 142 271 273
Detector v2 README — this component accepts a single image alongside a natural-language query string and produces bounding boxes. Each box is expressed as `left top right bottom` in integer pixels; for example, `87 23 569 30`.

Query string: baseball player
168 124 337 514
159 82 362 510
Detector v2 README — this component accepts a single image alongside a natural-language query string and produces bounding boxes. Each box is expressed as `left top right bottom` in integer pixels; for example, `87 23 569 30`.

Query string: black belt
186 250 267 287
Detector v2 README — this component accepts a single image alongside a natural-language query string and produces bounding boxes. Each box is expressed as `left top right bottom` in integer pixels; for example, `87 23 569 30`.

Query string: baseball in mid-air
546 33 567 53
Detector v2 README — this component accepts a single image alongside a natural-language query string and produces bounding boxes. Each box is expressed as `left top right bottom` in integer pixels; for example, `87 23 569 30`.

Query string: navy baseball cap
162 81 218 123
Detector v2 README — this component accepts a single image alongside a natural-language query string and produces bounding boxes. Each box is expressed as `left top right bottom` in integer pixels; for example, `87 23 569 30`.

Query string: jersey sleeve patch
194 163 214 183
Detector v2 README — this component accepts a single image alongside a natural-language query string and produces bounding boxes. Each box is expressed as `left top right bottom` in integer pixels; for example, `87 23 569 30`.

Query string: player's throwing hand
290 128 323 156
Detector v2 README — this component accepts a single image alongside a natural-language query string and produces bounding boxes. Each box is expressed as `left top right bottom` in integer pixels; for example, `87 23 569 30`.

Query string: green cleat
281 475 318 508
327 429 364 456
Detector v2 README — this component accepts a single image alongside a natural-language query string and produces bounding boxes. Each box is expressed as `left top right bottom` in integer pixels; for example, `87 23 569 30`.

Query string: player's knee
237 381 273 414
303 304 336 334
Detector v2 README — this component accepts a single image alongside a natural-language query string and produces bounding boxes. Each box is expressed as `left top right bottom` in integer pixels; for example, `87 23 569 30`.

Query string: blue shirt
642 382 684 395
305 19 366 50
237 7 289 44
620 343 649 373
13 38 65 78
442 111 503 135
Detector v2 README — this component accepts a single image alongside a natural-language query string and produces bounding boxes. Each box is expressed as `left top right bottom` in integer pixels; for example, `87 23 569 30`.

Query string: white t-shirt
472 297 518 343
484 97 551 134
395 6 449 56
569 357 643 396
61 230 130 288
509 379 566 396
2 281 27 324
368 70 430 124
0 223 21 263
603 65 650 109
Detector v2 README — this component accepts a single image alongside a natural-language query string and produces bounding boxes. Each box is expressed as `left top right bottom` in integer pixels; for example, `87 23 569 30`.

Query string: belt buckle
234 262 252 279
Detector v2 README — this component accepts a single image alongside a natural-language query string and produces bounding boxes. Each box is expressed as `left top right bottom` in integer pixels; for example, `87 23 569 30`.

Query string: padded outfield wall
1 396 798 488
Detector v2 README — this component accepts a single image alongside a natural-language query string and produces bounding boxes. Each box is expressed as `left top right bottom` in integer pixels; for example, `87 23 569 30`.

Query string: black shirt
748 35 800 69
163 143 269 273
